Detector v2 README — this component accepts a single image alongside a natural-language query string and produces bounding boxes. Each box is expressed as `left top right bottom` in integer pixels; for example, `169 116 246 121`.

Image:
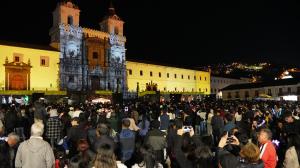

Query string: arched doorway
91 76 100 90
4 61 31 90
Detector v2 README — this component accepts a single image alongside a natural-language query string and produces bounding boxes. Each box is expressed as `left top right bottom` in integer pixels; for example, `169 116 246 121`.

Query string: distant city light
282 95 298 101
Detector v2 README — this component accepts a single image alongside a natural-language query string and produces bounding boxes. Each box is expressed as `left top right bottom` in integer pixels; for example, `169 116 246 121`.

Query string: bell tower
50 0 81 48
49 0 84 91
100 2 127 94
100 2 124 36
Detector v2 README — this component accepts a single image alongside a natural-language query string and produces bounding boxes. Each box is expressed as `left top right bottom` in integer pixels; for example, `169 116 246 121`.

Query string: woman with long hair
194 146 214 168
132 144 163 168
283 133 300 168
94 144 117 168
93 143 127 168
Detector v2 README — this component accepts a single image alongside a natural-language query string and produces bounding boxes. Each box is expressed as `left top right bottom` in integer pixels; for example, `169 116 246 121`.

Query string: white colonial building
221 78 300 101
210 75 251 99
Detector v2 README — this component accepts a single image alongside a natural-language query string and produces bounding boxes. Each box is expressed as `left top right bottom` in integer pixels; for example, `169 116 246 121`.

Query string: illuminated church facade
49 1 126 93
0 1 212 98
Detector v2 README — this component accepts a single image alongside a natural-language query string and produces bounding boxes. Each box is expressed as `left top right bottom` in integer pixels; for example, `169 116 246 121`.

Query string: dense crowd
1 97 300 168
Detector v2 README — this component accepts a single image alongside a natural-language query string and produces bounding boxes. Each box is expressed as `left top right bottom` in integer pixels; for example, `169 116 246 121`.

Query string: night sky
0 0 300 66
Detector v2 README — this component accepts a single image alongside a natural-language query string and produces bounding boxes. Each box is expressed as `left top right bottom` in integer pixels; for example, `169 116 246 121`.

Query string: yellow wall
0 45 60 91
126 61 210 94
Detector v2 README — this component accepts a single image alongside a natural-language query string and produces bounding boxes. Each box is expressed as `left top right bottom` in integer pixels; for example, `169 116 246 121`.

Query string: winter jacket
145 129 166 151
145 129 166 162
284 120 300 135
283 146 300 168
15 136 55 168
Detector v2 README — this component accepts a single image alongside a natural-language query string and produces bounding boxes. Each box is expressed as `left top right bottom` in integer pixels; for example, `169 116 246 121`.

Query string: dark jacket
33 102 47 121
4 110 17 133
237 160 264 168
173 135 194 168
119 128 135 162
0 140 11 168
67 125 87 157
159 114 170 130
92 135 116 153
145 129 166 162
107 117 119 132
283 120 300 135
211 115 224 132
145 129 166 151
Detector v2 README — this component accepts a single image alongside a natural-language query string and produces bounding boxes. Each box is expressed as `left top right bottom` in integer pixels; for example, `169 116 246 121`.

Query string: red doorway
4 61 31 90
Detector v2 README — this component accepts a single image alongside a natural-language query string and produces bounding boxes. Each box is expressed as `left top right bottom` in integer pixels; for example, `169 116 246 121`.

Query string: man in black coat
283 112 300 135
144 120 166 163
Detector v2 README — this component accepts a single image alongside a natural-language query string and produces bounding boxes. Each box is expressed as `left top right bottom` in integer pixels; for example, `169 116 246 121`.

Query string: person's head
175 119 183 129
151 120 160 129
71 117 80 126
201 135 213 148
137 144 160 168
277 120 284 129
258 128 272 144
79 113 86 123
239 142 260 163
49 109 58 117
122 119 130 129
96 124 109 137
195 146 214 168
225 113 233 122
285 112 294 123
252 119 258 128
77 139 89 152
94 144 117 168
219 152 239 168
7 132 20 147
31 122 44 137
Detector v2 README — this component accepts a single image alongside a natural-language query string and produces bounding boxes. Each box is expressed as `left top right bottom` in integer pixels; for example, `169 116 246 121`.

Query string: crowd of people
0 97 300 168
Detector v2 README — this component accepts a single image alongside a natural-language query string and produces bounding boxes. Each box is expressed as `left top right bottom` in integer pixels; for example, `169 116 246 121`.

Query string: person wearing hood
15 122 55 168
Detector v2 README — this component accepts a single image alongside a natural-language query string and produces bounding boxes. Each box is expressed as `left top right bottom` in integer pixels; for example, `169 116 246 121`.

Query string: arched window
68 16 73 25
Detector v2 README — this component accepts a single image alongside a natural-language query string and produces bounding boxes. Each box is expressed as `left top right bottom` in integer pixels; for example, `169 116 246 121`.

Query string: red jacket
260 141 277 168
